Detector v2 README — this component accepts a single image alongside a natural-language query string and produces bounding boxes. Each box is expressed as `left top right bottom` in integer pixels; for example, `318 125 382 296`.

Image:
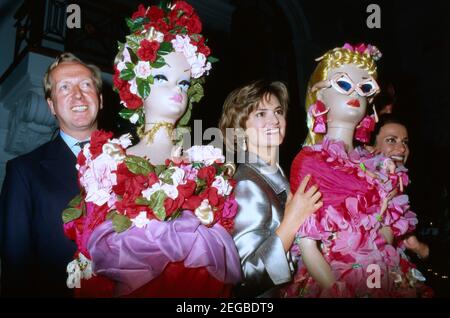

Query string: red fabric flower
182 195 202 211
173 1 195 16
197 166 216 184
145 20 170 35
113 67 127 91
146 6 164 21
176 14 202 34
89 130 113 158
194 36 210 56
131 4 147 20
119 83 143 109
137 39 160 62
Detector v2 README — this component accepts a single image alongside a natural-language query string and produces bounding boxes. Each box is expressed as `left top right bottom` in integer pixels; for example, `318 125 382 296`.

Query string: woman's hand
276 175 323 251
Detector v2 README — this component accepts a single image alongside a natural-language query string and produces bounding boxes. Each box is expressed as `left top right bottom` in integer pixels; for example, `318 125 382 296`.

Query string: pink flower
80 153 118 206
222 197 238 219
185 145 225 165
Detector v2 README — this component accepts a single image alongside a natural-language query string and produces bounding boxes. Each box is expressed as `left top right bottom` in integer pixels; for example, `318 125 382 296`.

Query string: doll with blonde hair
285 44 430 297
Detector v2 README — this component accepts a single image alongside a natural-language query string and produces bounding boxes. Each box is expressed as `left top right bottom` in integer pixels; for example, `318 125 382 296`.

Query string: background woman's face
144 52 191 121
245 94 286 153
375 123 410 164
318 64 371 126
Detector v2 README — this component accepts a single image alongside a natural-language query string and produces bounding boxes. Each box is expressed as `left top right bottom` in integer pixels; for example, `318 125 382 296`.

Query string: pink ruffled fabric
286 138 422 297
87 211 242 296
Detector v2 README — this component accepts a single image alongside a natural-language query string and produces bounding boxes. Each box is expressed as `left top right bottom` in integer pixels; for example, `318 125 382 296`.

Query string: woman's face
374 123 409 164
245 94 286 153
144 52 191 121
318 64 373 126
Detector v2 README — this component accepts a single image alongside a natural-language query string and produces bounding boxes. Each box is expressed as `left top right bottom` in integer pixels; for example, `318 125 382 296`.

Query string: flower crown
342 43 382 61
113 1 216 126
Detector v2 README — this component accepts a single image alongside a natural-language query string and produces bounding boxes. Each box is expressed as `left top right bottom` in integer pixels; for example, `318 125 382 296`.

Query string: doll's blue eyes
360 83 374 93
337 80 352 91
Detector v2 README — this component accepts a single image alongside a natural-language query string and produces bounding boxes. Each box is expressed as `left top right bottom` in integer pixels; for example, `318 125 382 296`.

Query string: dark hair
370 113 408 145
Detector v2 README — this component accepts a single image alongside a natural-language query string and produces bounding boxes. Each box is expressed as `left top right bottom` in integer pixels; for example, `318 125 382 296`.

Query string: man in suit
0 52 103 297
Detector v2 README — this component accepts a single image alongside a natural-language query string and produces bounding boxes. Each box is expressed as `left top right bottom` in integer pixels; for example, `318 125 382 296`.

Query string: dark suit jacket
0 135 78 297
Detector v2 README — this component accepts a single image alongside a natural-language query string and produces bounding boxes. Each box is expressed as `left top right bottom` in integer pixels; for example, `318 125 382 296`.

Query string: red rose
89 130 113 158
146 6 164 21
145 20 170 35
119 83 143 110
113 67 127 91
131 4 147 20
147 172 159 187
192 36 210 56
197 166 216 184
182 195 202 210
200 187 220 206
178 180 196 198
173 1 194 16
113 163 134 195
137 39 160 62
164 196 183 217
218 218 234 233
185 14 202 34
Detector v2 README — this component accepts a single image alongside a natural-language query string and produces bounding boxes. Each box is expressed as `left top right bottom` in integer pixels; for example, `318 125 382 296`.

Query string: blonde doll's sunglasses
312 72 380 97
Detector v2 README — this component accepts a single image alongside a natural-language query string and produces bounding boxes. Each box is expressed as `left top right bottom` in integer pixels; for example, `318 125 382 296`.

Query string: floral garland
112 1 217 127
63 130 238 241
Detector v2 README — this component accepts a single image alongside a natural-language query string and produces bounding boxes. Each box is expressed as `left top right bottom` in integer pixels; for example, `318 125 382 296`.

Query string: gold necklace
138 122 174 144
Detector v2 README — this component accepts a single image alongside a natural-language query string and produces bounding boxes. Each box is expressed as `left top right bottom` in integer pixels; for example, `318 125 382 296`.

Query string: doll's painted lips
347 99 360 107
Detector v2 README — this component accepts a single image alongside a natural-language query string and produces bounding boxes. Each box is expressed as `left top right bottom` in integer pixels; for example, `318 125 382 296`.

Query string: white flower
66 253 93 289
117 61 127 72
129 113 140 124
185 145 225 165
142 182 178 200
110 133 133 149
195 199 214 225
122 45 132 63
131 211 151 229
212 176 232 196
80 153 117 206
189 53 211 79
135 61 151 79
171 35 211 78
129 79 138 95
170 167 186 186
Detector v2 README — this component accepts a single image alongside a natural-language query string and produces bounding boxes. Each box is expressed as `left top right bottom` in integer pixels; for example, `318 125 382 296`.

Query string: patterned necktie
76 140 89 150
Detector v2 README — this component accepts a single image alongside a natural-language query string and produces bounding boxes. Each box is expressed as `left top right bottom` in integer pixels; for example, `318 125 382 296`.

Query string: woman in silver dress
219 80 323 297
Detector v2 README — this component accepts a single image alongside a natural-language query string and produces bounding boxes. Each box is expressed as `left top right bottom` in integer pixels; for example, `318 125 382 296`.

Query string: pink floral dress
284 138 431 297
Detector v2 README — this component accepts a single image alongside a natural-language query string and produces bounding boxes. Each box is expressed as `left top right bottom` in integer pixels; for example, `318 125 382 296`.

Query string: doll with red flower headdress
283 44 431 297
62 1 241 297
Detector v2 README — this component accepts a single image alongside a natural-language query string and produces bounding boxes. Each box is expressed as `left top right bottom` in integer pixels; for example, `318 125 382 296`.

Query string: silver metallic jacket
233 152 294 297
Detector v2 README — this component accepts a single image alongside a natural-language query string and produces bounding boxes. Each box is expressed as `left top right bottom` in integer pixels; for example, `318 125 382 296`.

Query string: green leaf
67 194 82 208
106 210 118 220
112 214 132 233
120 68 135 81
207 56 219 64
126 16 148 33
125 155 155 175
158 42 173 56
136 78 151 99
125 62 135 70
188 81 204 103
62 207 82 224
127 47 139 64
135 197 152 206
177 105 191 127
154 164 167 176
195 178 207 194
119 108 136 120
150 56 166 68
159 168 174 185
191 34 201 42
149 190 167 221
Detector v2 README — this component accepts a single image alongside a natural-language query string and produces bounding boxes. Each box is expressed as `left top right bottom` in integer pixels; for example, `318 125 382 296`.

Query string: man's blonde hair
43 52 102 99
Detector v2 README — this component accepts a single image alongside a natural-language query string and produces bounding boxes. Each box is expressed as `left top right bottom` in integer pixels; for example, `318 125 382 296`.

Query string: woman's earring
373 105 379 123
355 114 377 143
242 138 247 152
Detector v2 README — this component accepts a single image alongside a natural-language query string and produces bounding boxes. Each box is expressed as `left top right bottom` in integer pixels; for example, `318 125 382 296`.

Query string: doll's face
317 64 375 126
245 93 286 152
144 52 191 121
375 123 409 164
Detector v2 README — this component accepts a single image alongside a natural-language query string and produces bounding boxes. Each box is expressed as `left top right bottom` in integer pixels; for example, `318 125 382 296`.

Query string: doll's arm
298 237 335 289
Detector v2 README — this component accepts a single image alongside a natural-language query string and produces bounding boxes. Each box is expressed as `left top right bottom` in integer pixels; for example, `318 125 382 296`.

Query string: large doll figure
285 44 429 297
62 1 241 297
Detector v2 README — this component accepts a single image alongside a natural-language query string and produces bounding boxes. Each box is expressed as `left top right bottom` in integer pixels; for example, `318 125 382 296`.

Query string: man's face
47 62 102 138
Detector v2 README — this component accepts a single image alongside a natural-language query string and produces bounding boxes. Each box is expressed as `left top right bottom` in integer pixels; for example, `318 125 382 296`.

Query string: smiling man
0 52 103 297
